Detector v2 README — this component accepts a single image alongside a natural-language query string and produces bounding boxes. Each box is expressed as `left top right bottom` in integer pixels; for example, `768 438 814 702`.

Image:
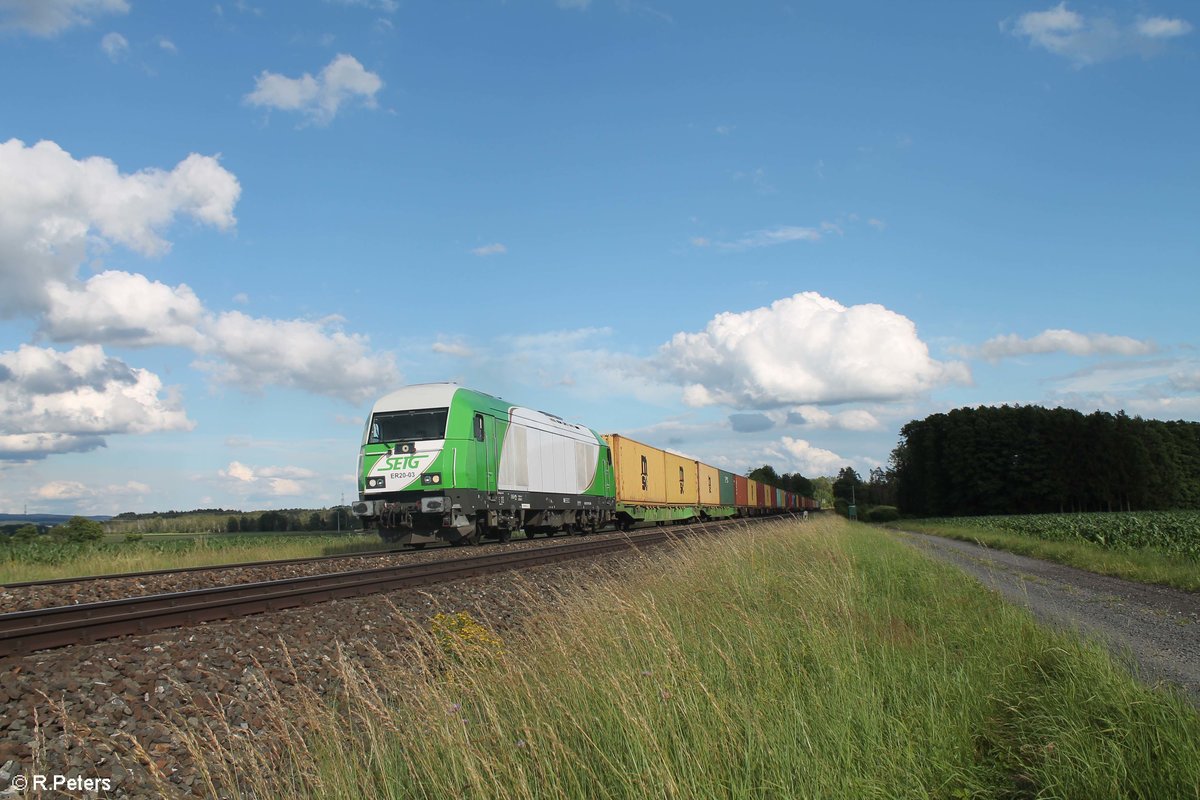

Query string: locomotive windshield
368 408 448 443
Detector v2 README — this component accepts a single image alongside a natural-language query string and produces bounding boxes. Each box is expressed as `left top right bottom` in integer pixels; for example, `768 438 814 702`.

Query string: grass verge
142 516 1200 799
887 521 1200 593
0 534 387 584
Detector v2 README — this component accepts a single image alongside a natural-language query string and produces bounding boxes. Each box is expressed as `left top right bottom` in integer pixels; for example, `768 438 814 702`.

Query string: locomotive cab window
368 408 448 443
473 413 486 442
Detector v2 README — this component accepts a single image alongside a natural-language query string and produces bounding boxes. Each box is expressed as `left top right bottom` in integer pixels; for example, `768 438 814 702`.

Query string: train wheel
498 528 512 544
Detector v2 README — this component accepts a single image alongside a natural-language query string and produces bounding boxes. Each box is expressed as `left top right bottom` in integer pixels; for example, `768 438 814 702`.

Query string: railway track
0 518 759 656
1 520 689 590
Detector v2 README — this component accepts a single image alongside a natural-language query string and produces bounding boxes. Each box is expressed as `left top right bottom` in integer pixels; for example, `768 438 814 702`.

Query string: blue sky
1 0 1196 515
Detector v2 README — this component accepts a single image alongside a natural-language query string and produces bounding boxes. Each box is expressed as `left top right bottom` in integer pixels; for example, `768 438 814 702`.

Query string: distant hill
0 514 112 526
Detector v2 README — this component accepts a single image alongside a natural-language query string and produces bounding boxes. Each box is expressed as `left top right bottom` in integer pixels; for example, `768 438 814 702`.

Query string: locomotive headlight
367 476 386 489
420 473 442 486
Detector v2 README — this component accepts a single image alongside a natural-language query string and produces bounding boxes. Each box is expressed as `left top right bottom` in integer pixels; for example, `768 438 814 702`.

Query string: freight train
350 384 817 546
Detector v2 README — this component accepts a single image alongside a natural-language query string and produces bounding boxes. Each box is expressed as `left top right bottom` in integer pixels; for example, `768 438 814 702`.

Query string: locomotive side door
483 414 497 493
471 413 488 493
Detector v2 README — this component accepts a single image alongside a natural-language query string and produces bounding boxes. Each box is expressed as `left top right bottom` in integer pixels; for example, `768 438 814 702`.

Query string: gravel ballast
0 540 670 799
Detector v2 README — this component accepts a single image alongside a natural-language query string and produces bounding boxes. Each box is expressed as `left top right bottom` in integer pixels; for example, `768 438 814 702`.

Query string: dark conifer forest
891 406 1200 517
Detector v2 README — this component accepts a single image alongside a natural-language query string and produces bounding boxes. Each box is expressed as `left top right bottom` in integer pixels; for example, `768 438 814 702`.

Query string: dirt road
894 530 1200 706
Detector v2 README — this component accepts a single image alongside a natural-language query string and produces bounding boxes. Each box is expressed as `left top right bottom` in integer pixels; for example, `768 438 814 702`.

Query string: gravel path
894 530 1200 706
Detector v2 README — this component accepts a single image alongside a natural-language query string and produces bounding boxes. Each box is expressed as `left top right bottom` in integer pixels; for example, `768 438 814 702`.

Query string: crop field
902 510 1200 559
157 517 1200 799
0 533 385 584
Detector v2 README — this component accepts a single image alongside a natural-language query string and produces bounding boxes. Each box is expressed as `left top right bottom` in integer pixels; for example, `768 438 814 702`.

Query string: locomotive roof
372 383 463 413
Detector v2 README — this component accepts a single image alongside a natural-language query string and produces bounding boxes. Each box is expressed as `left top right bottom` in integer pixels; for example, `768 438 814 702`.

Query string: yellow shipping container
747 478 759 506
663 451 699 506
603 434 666 505
697 462 720 506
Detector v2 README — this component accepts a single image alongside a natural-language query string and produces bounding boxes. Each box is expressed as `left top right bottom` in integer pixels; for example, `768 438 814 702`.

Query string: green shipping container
718 469 736 505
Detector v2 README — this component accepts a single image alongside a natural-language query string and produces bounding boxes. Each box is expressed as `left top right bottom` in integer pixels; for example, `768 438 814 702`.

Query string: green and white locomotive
351 384 616 545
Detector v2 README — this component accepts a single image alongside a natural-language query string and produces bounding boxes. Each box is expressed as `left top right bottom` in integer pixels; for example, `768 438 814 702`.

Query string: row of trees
225 508 355 533
743 466 839 509
103 507 356 535
891 405 1200 517
831 467 897 509
746 465 815 498
1 517 104 544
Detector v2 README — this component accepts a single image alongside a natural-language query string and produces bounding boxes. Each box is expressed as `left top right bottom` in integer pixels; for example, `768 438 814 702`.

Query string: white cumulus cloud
324 0 399 11
244 54 383 125
777 437 848 476
1009 3 1192 65
220 461 257 482
195 312 398 403
692 225 822 251
100 31 127 60
39 275 398 403
218 460 313 497
789 405 882 431
432 339 474 358
36 479 148 500
974 329 1157 360
470 243 507 256
0 138 239 317
0 344 193 461
0 0 128 36
0 139 396 411
41 271 208 348
658 292 969 409
1136 16 1192 38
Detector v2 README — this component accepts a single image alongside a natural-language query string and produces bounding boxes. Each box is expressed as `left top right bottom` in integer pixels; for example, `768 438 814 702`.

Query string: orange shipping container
603 434 667 505
663 451 699 506
697 462 720 506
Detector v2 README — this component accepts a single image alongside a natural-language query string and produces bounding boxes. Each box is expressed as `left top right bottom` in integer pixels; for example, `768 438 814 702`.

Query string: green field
889 511 1200 592
159 517 1199 799
0 533 386 584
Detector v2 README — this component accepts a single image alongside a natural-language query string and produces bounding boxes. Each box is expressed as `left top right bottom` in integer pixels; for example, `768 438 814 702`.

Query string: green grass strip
0 534 386 584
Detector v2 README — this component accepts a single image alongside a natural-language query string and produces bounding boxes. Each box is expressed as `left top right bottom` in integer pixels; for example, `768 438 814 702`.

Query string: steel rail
0 524 723 656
